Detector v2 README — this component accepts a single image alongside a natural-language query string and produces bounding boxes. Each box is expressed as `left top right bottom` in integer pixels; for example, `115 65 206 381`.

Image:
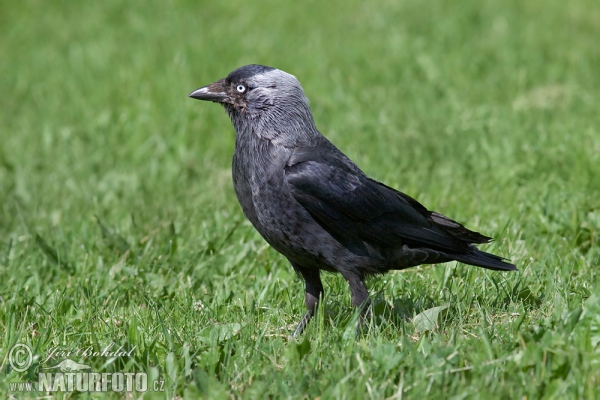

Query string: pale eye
236 84 246 93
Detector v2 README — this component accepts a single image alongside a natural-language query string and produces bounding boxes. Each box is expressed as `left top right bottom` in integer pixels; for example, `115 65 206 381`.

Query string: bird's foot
355 307 373 337
291 310 314 338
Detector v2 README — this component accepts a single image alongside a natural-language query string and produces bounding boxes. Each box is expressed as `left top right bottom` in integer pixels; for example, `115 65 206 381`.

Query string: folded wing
285 160 482 253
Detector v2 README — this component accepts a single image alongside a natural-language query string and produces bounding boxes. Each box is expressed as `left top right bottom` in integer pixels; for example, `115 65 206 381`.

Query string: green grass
1 0 599 398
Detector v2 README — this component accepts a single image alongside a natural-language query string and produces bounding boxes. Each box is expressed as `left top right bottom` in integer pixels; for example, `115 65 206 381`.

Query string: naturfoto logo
8 343 164 394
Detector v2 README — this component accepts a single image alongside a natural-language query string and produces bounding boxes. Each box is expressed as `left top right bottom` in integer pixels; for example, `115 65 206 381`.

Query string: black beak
188 78 232 104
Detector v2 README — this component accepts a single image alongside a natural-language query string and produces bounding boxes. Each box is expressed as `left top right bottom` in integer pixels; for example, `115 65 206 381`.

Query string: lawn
1 0 599 398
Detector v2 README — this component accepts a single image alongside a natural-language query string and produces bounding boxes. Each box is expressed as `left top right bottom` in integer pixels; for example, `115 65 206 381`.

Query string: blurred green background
1 0 599 398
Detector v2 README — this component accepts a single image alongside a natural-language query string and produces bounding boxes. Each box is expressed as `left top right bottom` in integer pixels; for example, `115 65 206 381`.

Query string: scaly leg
291 263 323 337
340 270 371 334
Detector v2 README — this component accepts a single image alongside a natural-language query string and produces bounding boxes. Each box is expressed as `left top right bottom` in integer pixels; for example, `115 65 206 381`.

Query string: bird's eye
236 84 246 93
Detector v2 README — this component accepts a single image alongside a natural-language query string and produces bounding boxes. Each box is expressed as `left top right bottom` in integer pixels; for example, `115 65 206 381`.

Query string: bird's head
189 65 318 143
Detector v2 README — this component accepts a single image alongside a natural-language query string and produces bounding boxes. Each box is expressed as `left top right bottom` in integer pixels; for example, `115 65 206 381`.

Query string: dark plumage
189 65 516 336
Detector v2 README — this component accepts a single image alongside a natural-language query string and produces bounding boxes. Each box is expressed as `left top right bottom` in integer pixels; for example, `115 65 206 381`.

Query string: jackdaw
189 64 516 336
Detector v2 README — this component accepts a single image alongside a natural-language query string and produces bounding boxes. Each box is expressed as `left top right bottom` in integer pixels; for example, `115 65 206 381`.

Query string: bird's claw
291 310 313 338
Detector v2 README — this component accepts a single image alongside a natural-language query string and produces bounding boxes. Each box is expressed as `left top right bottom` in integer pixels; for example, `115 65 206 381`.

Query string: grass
1 0 599 398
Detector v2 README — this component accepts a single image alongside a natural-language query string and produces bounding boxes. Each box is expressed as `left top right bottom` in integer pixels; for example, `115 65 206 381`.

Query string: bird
189 64 516 336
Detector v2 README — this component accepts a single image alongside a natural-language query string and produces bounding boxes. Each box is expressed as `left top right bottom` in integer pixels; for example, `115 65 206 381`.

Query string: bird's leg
291 264 323 338
340 270 371 334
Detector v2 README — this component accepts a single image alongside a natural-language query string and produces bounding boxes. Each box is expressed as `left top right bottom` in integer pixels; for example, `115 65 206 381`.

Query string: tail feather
430 212 492 244
451 248 517 271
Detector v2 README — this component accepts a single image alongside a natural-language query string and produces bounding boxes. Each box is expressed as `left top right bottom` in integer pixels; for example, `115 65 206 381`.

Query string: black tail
451 248 517 271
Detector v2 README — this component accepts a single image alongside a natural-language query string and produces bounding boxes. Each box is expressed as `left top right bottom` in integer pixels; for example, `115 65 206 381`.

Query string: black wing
285 159 483 254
